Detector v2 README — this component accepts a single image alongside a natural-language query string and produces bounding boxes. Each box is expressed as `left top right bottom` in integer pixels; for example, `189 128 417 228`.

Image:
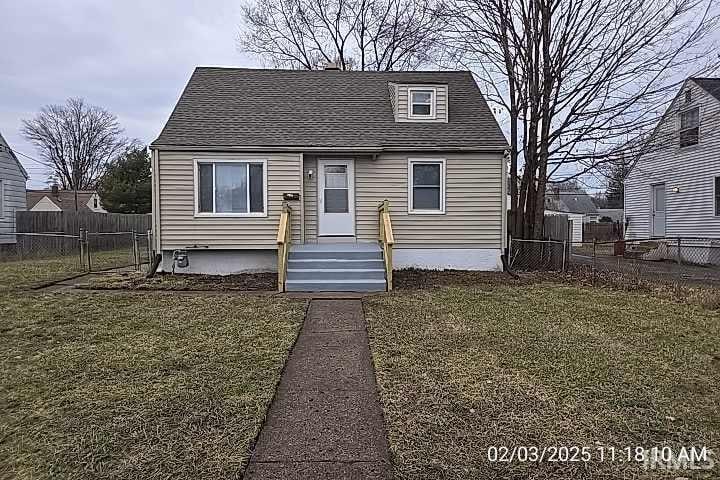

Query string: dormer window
409 88 436 119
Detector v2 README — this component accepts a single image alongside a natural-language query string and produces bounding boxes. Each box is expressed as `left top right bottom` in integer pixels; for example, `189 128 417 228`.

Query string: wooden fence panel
583 222 624 242
16 211 151 235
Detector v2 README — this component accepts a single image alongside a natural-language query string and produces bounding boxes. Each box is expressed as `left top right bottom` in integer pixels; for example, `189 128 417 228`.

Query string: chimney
324 61 340 71
51 184 59 197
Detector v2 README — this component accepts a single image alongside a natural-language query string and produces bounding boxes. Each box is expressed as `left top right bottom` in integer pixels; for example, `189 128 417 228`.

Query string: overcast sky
0 0 258 188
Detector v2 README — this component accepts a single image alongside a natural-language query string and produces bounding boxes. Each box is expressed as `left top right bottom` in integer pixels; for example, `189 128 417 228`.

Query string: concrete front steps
285 242 387 292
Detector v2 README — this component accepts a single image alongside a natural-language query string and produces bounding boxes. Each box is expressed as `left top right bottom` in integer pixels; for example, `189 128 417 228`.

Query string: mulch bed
79 272 277 291
393 269 526 290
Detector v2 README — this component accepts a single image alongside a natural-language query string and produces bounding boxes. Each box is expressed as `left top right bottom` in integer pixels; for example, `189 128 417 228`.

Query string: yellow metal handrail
277 203 292 292
378 199 394 291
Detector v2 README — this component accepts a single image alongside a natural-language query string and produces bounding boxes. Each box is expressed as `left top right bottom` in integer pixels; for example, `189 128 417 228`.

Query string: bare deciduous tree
446 0 719 238
239 0 445 70
21 98 131 210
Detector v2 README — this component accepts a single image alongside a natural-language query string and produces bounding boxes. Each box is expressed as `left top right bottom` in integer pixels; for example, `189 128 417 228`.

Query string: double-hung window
679 107 699 147
408 88 436 119
196 160 266 215
408 159 445 214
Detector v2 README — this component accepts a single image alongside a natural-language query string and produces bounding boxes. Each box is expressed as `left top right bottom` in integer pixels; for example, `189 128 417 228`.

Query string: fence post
562 240 567 272
146 229 152 272
677 237 682 266
79 228 86 271
85 230 92 272
592 239 597 285
131 230 138 271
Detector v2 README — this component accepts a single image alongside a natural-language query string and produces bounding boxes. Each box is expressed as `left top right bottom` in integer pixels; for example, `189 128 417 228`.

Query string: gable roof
26 190 98 212
152 67 508 152
545 191 598 215
691 77 720 103
0 131 29 179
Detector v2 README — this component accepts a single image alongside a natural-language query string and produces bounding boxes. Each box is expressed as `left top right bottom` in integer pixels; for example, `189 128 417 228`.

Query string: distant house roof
0 131 29 179
545 191 598 215
691 77 720 103
152 67 508 152
26 189 98 212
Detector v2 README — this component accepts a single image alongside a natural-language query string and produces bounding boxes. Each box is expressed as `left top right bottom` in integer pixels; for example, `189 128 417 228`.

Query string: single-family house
150 67 508 291
545 189 599 242
0 132 28 244
624 77 720 263
26 187 107 213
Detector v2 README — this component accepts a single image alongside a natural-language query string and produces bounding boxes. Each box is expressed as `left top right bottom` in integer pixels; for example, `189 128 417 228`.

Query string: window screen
410 90 434 117
680 107 699 147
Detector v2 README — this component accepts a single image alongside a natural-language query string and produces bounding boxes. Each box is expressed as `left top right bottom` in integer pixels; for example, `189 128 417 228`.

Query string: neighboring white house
0 132 28 244
625 77 720 264
26 188 107 213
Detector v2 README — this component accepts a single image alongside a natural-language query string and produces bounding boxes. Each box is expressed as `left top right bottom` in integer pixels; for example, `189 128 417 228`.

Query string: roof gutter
149 144 508 153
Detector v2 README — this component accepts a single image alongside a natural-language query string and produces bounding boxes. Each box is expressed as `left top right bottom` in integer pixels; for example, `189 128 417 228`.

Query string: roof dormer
388 82 448 123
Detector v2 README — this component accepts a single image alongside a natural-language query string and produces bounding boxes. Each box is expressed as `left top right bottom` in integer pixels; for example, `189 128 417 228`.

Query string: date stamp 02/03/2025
487 445 715 471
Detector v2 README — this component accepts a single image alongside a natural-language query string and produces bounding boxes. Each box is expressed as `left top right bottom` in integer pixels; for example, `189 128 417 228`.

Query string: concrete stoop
286 243 387 292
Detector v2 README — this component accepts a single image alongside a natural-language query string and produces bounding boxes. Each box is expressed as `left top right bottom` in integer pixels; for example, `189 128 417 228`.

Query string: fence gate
83 231 151 272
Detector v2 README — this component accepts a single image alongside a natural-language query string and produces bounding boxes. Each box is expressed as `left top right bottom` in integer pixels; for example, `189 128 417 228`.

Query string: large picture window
408 159 445 214
679 107 699 147
196 160 266 215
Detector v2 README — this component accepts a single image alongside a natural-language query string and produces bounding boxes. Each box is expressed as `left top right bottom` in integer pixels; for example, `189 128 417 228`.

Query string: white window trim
408 87 437 120
678 106 700 148
193 158 268 217
408 158 446 214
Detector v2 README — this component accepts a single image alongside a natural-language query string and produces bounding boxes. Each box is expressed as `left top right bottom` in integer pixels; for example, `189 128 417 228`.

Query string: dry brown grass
365 284 720 479
78 271 277 291
0 292 306 479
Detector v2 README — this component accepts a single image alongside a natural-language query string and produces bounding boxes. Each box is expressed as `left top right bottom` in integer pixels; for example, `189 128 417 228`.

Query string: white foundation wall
394 248 503 271
160 249 277 274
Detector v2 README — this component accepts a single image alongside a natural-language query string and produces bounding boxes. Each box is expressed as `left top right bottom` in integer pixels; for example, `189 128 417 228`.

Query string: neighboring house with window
0 132 28 244
150 67 508 290
26 188 107 213
625 78 720 240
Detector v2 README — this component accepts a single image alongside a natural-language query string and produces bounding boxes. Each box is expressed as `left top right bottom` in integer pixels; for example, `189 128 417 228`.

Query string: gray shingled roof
152 67 508 151
691 77 720 103
545 191 598 214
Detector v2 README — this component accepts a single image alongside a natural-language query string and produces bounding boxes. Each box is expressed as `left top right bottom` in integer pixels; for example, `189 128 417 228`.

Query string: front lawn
0 292 305 479
0 250 138 290
364 284 720 479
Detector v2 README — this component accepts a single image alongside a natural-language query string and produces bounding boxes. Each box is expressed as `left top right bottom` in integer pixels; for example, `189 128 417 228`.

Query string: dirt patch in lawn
77 271 277 291
0 292 306 479
394 269 527 290
365 284 720 479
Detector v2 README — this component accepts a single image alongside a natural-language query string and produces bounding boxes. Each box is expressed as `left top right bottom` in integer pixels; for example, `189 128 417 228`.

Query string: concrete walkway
244 299 392 480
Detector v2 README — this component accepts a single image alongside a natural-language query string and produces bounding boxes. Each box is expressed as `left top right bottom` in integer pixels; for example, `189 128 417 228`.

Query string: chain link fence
0 230 153 288
509 237 720 287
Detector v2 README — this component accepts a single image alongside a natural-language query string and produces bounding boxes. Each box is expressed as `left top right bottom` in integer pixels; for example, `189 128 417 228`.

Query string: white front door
651 183 666 238
317 158 355 236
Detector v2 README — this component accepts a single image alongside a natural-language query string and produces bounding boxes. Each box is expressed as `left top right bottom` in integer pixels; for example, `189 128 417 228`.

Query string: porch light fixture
672 187 680 193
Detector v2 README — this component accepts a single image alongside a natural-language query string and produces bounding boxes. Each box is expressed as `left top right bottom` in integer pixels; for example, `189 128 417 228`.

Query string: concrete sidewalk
244 299 392 480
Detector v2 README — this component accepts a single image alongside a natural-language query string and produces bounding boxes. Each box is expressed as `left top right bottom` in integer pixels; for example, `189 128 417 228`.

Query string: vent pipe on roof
324 62 340 70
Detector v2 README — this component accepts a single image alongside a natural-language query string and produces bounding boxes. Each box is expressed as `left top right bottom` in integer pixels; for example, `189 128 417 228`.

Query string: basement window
679 107 699 147
196 159 267 216
408 88 436 119
408 159 445 214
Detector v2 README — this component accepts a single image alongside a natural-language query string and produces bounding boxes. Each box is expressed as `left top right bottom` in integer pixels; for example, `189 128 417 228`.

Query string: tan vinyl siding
396 85 448 123
625 80 720 239
356 153 503 248
157 151 301 250
303 156 318 243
